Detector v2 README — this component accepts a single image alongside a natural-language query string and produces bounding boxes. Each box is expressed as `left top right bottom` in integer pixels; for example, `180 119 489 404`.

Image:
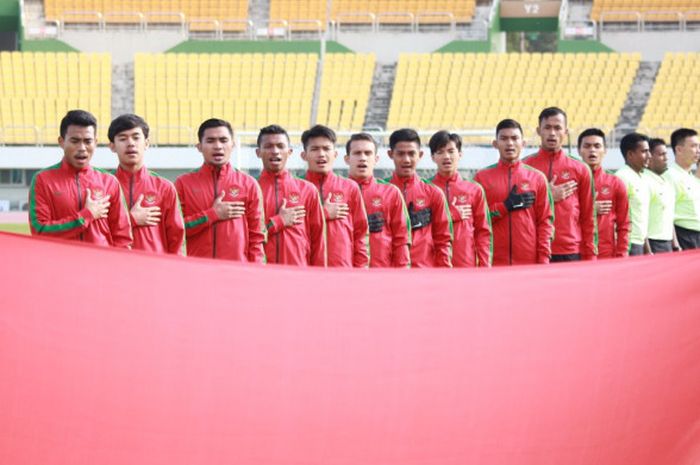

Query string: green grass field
0 223 30 235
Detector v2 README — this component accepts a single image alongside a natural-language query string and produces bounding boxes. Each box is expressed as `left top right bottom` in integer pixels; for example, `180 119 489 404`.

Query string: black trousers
675 225 700 250
550 253 581 262
629 243 645 256
649 239 673 254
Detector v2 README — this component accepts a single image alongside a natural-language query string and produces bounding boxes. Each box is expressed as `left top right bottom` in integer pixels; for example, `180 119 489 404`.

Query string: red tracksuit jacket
592 167 630 258
304 171 369 268
431 172 492 267
389 173 452 268
350 175 411 268
258 169 326 267
116 166 185 255
175 163 266 262
474 160 554 266
29 159 132 248
524 149 597 259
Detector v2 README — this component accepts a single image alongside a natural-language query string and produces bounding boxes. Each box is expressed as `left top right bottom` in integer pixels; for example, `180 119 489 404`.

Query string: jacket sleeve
472 182 493 267
163 182 186 255
28 173 93 238
106 178 133 249
535 174 555 264
578 164 598 260
245 180 267 264
175 177 218 237
430 185 453 267
350 185 369 268
389 187 411 268
613 177 631 258
307 188 327 267
473 171 508 222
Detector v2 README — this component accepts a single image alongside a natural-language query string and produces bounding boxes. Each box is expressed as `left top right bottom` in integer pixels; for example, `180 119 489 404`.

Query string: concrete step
615 60 660 138
364 62 397 130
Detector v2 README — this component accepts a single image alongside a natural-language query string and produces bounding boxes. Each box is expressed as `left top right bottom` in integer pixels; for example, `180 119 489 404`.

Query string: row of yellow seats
0 97 110 144
0 52 110 99
388 53 638 131
45 0 247 22
639 52 700 133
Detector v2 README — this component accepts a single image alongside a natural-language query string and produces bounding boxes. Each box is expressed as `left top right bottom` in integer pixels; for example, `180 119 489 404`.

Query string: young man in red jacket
578 128 630 259
302 124 369 268
345 132 411 268
429 130 492 267
29 109 132 248
474 119 554 266
109 114 185 255
175 118 266 262
387 128 452 267
256 124 326 266
523 107 597 262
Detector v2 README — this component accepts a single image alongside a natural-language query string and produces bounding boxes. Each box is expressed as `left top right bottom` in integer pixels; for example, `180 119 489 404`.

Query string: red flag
1 232 699 465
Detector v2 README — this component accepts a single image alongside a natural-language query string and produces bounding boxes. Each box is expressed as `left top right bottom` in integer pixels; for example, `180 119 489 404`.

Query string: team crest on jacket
457 195 468 204
91 188 105 199
601 186 611 196
332 192 344 203
561 171 572 180
520 182 530 191
416 198 426 207
144 193 158 205
372 197 382 207
288 193 300 204
229 187 240 198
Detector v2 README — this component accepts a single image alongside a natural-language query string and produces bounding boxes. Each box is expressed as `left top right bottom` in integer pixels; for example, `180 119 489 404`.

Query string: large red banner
1 232 699 465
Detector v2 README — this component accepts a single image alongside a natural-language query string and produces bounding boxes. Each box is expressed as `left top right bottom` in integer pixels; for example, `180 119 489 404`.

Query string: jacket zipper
548 156 553 181
212 170 218 258
274 176 280 263
445 180 450 210
508 167 512 265
129 174 134 208
76 173 84 241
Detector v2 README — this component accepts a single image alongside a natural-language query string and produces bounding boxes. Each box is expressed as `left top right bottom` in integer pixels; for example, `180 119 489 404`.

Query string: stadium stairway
249 0 270 28
112 61 134 117
615 60 660 139
364 63 396 130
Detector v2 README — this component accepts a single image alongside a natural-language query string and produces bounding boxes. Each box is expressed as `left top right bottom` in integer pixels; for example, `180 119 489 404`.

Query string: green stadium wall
167 40 353 54
21 39 78 52
435 41 491 53
557 40 614 53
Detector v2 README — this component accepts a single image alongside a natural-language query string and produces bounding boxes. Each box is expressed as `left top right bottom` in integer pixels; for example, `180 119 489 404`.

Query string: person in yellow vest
667 128 700 250
643 138 680 254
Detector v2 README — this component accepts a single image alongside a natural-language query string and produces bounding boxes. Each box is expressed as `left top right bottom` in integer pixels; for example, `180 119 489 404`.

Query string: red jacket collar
305 170 336 184
391 172 420 186
116 165 149 183
537 148 564 160
259 169 290 182
201 162 232 176
349 175 375 188
497 159 522 169
433 171 461 183
60 158 91 174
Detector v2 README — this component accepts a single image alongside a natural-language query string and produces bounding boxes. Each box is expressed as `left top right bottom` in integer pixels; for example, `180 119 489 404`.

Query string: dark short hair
107 114 149 142
389 128 421 150
577 128 606 149
60 109 97 138
649 137 666 153
346 132 377 155
495 119 523 137
538 107 568 126
428 130 462 154
670 128 698 153
301 124 336 150
257 124 290 147
197 118 233 142
619 132 649 159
